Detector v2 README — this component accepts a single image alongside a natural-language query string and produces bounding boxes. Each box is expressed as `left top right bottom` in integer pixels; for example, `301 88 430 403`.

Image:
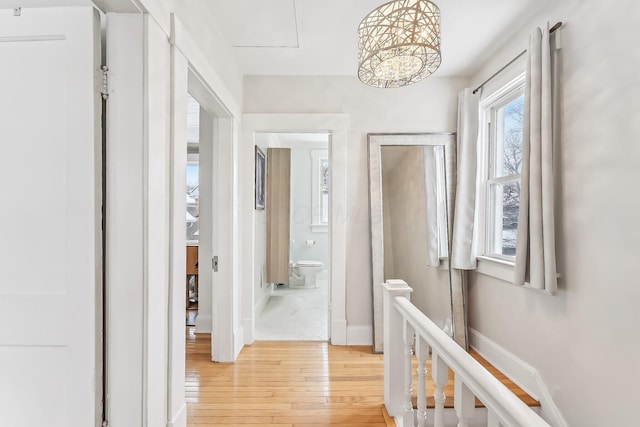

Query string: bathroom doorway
255 133 331 340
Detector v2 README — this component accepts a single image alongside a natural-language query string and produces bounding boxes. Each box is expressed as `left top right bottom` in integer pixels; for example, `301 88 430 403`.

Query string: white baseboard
346 325 372 346
331 319 347 345
195 314 212 333
468 328 540 399
234 325 244 359
468 328 568 427
242 317 254 345
166 403 186 427
255 283 271 317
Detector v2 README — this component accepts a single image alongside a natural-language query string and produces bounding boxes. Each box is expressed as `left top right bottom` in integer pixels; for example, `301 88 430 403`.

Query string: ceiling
208 0 555 78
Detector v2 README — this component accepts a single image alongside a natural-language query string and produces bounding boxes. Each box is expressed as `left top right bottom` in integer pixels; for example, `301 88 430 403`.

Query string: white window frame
310 148 329 232
476 73 525 273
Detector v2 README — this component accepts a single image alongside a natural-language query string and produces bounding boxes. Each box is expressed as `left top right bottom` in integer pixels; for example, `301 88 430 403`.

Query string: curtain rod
472 21 563 95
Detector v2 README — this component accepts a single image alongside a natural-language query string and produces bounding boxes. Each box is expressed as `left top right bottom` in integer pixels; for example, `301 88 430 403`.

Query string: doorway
254 133 331 341
241 113 349 347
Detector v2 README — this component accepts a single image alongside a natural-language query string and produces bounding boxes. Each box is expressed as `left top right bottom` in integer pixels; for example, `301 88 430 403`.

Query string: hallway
185 327 393 426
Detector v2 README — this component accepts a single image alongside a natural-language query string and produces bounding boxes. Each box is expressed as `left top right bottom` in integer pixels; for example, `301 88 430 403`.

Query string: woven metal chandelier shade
358 0 441 88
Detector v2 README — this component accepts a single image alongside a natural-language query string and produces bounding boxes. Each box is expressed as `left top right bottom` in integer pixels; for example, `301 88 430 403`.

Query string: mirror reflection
368 133 466 353
381 145 452 334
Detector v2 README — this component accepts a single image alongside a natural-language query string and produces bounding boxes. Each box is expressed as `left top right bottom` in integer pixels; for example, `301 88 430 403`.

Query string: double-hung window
478 74 525 261
311 149 329 232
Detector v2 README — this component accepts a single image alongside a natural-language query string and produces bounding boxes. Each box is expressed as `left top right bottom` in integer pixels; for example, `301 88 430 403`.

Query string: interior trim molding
166 402 186 427
331 320 347 346
195 314 213 334
468 328 568 427
346 326 373 346
234 326 244 360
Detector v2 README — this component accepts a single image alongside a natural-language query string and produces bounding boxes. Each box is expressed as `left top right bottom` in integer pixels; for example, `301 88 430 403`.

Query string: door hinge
212 256 219 272
99 66 110 100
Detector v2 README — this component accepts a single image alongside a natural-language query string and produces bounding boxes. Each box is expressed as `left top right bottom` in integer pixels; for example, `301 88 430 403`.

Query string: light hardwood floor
185 328 537 426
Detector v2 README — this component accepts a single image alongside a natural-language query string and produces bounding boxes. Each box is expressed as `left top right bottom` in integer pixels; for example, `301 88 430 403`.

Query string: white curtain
451 88 481 269
514 23 558 294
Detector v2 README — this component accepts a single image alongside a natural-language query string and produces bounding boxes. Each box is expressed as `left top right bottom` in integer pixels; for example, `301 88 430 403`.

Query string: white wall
382 147 452 330
467 1 640 425
244 76 466 329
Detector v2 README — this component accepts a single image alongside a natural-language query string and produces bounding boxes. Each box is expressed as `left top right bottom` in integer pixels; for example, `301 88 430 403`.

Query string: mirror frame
368 133 467 353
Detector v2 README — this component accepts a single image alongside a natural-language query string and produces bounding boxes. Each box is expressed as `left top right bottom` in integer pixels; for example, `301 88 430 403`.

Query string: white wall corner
166 403 187 427
194 314 213 334
331 320 347 345
346 326 373 346
468 328 568 427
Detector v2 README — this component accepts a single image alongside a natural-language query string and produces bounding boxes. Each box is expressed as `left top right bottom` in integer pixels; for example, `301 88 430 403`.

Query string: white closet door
0 7 102 427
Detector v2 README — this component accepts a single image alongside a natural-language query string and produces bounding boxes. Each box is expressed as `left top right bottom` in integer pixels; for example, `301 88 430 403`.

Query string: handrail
383 280 551 427
394 297 550 427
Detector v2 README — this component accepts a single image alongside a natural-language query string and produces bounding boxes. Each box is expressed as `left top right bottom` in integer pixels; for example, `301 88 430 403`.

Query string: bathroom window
477 74 525 261
311 149 329 232
320 158 329 224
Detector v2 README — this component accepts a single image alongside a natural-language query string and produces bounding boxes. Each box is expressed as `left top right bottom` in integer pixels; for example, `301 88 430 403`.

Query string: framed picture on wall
255 146 265 210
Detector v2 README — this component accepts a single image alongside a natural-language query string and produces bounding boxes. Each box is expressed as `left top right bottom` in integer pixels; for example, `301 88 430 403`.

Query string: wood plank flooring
185 328 538 426
186 327 392 426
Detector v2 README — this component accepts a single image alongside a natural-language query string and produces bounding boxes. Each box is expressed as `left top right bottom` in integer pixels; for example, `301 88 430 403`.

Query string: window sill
476 255 515 283
476 256 560 294
310 224 328 233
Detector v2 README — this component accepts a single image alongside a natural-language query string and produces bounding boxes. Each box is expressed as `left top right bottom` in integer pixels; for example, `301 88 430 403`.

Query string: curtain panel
514 23 558 294
451 88 481 269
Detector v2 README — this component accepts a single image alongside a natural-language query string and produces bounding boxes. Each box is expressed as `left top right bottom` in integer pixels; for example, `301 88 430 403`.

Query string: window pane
489 181 520 256
187 164 199 243
321 193 329 224
320 158 330 224
495 96 524 177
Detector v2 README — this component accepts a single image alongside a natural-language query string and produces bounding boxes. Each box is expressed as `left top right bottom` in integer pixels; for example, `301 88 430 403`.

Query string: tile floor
255 277 330 341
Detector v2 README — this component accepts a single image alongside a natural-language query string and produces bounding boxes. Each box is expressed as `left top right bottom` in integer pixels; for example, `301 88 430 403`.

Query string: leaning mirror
368 133 467 353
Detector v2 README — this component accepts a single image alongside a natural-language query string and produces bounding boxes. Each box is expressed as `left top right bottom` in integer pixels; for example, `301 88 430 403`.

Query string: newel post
383 279 413 418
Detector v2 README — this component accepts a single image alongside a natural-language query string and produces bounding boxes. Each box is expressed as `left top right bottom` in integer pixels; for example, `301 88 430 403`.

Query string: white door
0 7 102 427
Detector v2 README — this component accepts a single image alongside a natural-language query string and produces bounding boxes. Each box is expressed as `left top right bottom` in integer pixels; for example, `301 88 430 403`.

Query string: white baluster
415 336 428 427
432 352 448 427
383 281 413 418
487 409 501 427
454 376 475 427
403 321 415 427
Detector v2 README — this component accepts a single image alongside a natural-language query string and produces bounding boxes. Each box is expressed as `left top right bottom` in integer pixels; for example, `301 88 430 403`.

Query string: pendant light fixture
358 0 441 88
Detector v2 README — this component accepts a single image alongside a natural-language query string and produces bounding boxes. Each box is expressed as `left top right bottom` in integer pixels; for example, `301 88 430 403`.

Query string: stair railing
383 280 551 427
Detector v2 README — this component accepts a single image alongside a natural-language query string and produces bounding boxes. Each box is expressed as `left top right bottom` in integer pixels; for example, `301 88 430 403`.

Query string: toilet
290 260 324 288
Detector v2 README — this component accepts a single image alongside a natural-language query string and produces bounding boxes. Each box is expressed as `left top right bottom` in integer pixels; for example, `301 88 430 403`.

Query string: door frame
241 114 350 345
169 12 241 367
